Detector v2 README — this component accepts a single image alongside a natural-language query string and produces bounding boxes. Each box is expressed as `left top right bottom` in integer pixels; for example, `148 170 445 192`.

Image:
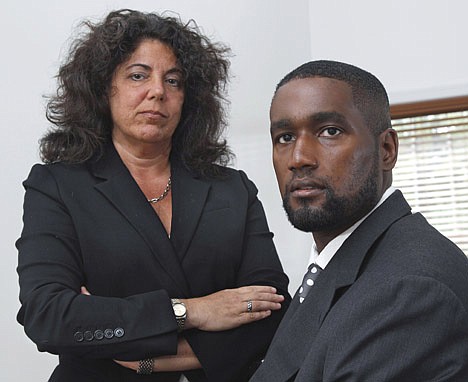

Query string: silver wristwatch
171 298 187 331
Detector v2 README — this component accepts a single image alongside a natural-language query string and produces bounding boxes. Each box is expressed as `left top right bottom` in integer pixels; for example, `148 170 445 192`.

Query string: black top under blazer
16 144 290 382
251 190 468 382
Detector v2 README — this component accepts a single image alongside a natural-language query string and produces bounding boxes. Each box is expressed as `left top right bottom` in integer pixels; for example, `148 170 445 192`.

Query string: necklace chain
147 177 172 204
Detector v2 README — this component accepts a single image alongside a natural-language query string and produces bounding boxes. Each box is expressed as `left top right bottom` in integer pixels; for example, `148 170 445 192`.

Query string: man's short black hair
275 60 392 136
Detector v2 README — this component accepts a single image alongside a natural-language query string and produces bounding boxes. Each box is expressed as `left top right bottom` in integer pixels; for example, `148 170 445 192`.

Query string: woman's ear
380 128 398 171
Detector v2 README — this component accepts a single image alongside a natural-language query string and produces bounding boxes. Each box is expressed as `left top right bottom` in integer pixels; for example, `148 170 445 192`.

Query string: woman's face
109 39 185 151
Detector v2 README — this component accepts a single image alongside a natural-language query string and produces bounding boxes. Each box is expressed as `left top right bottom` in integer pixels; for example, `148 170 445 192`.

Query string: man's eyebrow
270 111 347 132
310 111 347 125
270 119 291 132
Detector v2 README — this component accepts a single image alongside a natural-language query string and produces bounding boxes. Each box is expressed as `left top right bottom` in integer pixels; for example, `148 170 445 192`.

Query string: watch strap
171 298 186 331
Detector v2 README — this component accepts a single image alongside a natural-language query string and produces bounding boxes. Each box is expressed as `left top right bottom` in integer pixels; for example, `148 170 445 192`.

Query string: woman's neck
112 139 171 180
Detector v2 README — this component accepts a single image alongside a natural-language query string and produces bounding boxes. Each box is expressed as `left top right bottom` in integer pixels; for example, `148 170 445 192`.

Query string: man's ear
380 128 398 171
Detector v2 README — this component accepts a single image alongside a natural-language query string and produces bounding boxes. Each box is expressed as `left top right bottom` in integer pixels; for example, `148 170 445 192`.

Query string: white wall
2 0 467 380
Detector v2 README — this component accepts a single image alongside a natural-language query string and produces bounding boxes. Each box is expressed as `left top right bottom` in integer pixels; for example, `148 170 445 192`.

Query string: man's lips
289 179 325 198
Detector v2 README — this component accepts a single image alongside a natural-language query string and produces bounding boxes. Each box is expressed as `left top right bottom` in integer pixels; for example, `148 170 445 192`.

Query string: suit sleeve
184 170 291 382
319 274 468 382
16 164 179 360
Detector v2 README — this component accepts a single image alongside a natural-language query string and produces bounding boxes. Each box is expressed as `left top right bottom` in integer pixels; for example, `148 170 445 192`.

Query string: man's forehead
271 77 354 116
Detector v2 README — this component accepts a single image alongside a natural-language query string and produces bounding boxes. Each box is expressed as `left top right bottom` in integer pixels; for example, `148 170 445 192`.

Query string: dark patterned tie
298 263 322 303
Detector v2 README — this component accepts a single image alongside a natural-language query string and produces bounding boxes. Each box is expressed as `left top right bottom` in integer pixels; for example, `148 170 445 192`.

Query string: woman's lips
139 110 168 119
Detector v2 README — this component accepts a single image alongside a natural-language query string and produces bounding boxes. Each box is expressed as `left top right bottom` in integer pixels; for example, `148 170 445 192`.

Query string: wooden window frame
391 95 468 119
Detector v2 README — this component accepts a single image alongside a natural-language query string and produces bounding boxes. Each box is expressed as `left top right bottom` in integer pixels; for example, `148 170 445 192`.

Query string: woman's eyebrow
124 63 183 75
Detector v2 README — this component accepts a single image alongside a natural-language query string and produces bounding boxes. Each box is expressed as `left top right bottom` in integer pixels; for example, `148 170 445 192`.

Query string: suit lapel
258 190 412 381
170 160 210 261
90 144 190 297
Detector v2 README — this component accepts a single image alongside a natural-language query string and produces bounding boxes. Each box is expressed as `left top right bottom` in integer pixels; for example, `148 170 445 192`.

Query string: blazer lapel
90 144 190 297
259 190 412 381
169 160 210 262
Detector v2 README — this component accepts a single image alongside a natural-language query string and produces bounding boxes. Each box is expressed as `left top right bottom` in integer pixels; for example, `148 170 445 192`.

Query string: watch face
173 303 186 317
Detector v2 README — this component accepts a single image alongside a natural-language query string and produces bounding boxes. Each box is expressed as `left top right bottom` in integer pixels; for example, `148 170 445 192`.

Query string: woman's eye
130 73 146 81
278 134 295 144
320 127 341 137
166 78 182 87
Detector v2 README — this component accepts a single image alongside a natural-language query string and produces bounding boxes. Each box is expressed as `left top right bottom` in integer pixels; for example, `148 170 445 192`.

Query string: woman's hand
81 286 91 295
183 285 284 332
114 359 140 372
114 338 201 372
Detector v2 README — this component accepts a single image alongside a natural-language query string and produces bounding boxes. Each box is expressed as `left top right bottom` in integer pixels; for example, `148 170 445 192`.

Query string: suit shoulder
385 212 466 260
23 162 91 194
367 212 468 303
208 166 257 189
26 161 87 178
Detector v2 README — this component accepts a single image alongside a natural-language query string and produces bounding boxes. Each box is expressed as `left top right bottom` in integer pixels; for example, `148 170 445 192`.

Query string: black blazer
251 191 468 382
17 144 290 382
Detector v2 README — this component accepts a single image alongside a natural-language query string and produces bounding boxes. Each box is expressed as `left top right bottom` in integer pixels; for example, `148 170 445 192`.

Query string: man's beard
282 159 380 234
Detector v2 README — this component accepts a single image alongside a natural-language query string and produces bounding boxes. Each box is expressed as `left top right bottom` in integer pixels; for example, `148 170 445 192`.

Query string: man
250 60 468 381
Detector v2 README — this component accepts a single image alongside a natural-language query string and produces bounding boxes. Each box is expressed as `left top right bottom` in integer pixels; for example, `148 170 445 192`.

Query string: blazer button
104 328 114 339
74 331 84 342
114 327 125 338
94 330 104 340
84 331 93 341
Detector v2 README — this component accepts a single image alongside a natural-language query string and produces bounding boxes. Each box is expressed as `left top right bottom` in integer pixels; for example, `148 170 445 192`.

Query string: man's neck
312 186 396 254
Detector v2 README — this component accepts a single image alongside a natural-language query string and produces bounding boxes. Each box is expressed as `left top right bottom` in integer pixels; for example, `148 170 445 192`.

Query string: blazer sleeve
317 274 468 382
16 164 179 360
184 170 291 382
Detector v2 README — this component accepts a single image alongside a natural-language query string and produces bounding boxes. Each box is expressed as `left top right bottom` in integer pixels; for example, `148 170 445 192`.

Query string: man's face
270 77 383 237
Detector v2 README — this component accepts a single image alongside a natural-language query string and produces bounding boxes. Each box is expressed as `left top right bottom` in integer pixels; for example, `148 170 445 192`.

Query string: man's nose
288 136 319 171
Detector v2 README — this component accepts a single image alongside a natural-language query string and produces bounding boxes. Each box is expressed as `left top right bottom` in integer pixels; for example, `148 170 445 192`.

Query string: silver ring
247 300 253 312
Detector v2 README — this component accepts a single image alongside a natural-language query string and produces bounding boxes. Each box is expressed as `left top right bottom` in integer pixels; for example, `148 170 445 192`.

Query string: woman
16 9 290 382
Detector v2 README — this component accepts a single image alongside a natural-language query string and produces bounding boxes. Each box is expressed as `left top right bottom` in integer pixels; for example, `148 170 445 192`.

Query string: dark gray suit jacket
251 190 468 382
17 144 290 382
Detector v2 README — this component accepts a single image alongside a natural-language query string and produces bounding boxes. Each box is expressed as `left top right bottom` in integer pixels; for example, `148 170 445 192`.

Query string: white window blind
392 110 468 255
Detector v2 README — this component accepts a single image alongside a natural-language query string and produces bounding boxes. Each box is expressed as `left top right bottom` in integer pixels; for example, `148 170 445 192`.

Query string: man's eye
278 134 295 144
320 127 341 137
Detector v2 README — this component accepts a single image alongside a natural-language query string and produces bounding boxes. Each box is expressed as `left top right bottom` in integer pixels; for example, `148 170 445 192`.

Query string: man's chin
287 196 323 211
284 206 320 232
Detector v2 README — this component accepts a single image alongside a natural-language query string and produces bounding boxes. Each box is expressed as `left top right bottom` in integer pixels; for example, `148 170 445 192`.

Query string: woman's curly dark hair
41 9 233 176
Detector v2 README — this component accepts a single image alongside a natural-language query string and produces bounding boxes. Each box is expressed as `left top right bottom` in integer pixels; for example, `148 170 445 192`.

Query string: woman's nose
147 78 165 101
